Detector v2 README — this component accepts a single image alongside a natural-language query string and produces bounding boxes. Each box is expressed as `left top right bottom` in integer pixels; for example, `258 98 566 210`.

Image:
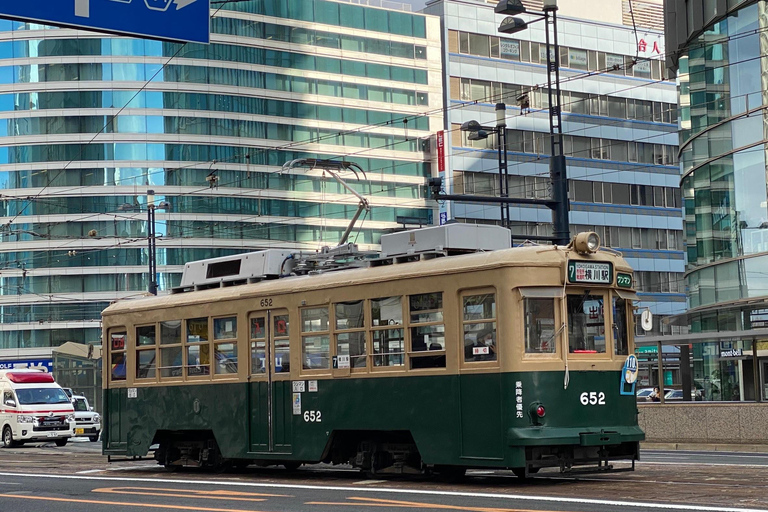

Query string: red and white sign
637 32 664 58
436 130 445 173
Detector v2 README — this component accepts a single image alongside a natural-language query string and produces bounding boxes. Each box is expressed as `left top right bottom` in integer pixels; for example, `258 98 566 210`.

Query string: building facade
665 0 768 401
0 0 442 353
424 0 685 387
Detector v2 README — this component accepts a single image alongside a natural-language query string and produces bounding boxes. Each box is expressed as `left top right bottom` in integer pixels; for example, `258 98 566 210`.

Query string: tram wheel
283 461 301 471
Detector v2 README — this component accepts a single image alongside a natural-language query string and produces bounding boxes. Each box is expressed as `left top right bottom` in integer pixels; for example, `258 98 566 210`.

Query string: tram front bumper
507 425 645 446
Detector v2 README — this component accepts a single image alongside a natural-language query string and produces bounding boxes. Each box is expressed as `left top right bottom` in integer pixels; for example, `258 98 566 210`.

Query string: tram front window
567 293 606 354
613 297 629 355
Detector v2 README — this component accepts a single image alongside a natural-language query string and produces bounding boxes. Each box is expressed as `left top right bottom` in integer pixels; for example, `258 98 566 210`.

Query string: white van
0 369 75 447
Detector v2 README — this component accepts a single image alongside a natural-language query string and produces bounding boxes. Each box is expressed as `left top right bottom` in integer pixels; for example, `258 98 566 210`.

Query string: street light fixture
460 103 509 228
495 0 571 246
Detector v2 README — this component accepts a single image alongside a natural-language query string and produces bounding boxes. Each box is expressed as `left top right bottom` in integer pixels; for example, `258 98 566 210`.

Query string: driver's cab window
567 293 607 353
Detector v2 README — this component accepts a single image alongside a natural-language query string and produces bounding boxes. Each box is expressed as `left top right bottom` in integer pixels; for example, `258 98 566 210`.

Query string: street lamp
461 103 509 228
145 190 170 296
496 0 570 246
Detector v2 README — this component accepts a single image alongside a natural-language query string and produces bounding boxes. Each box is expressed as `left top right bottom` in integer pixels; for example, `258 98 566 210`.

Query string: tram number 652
303 410 322 422
580 392 606 405
260 298 273 307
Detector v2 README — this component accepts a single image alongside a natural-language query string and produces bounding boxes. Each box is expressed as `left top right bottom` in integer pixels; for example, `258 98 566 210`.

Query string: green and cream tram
102 225 643 477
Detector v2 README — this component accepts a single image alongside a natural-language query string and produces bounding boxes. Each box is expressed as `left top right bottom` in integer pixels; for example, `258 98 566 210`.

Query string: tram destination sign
0 0 210 44
567 261 613 285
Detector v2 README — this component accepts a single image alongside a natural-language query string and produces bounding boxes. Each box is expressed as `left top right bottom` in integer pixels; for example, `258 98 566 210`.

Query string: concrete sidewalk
642 442 768 453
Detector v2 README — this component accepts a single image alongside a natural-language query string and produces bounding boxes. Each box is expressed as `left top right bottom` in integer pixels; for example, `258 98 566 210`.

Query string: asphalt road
0 471 764 512
1 441 767 512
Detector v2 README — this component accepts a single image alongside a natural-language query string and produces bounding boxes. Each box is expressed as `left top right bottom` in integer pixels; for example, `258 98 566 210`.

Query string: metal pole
147 189 157 296
544 6 570 246
496 103 508 228
148 205 157 295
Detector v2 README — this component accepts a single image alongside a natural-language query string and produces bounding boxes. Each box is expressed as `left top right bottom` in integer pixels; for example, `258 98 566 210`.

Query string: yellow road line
307 496 570 512
0 493 266 512
93 486 290 501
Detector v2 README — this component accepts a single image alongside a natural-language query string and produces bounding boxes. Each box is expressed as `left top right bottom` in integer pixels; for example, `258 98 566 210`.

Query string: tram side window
186 317 210 376
463 293 497 362
335 301 367 369
110 331 127 381
274 314 290 373
524 299 557 353
250 316 267 374
302 307 330 370
613 297 629 355
213 316 238 374
159 320 183 378
567 294 607 353
409 292 446 369
136 325 157 379
371 296 405 367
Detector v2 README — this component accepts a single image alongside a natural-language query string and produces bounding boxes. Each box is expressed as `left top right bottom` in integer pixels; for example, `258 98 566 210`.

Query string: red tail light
536 405 546 418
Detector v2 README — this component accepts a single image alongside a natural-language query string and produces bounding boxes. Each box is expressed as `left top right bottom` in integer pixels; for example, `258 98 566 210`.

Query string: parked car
71 395 101 442
636 387 672 402
664 389 702 401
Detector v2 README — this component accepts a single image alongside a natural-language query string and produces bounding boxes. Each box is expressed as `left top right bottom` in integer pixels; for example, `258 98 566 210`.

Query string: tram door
248 309 293 454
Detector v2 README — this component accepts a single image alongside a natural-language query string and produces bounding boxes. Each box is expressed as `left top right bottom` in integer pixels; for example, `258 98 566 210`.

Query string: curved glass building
0 1 442 351
666 0 768 400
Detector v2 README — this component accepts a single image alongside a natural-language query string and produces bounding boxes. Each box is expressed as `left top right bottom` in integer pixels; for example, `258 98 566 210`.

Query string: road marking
78 469 106 474
0 493 266 512
0 472 761 512
307 496 569 512
93 486 289 501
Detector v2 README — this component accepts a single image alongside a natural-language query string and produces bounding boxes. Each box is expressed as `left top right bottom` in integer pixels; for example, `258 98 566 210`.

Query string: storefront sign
500 39 519 58
720 348 743 358
605 53 624 69
637 33 664 57
569 48 587 68
436 130 445 173
567 261 612 284
0 359 53 372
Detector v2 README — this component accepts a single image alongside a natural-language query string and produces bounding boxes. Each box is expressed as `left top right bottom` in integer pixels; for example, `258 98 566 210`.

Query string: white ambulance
0 369 75 447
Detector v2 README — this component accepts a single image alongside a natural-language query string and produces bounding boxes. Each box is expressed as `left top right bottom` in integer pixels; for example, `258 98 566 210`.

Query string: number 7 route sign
1 0 210 44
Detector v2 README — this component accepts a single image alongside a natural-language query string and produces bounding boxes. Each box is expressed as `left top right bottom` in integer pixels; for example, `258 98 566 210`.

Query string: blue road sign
0 0 210 44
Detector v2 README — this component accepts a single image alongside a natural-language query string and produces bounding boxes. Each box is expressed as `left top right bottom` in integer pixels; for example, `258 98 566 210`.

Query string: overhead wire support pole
496 0 570 246
544 3 571 246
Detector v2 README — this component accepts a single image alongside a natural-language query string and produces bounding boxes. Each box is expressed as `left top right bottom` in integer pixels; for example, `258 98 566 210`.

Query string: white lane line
76 470 105 474
0 471 764 512
643 452 768 459
639 461 768 468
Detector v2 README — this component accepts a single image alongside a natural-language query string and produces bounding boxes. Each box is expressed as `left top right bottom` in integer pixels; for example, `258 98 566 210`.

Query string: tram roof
103 245 632 316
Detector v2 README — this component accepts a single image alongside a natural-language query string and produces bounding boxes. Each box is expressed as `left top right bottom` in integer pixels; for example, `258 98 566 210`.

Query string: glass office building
424 0 685 373
0 0 442 351
665 0 768 401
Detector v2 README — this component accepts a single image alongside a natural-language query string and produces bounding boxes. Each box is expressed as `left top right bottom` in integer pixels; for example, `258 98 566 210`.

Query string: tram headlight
573 231 600 254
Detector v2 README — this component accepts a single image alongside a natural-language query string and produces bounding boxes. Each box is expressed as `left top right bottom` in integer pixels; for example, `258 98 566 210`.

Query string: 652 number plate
580 391 606 405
